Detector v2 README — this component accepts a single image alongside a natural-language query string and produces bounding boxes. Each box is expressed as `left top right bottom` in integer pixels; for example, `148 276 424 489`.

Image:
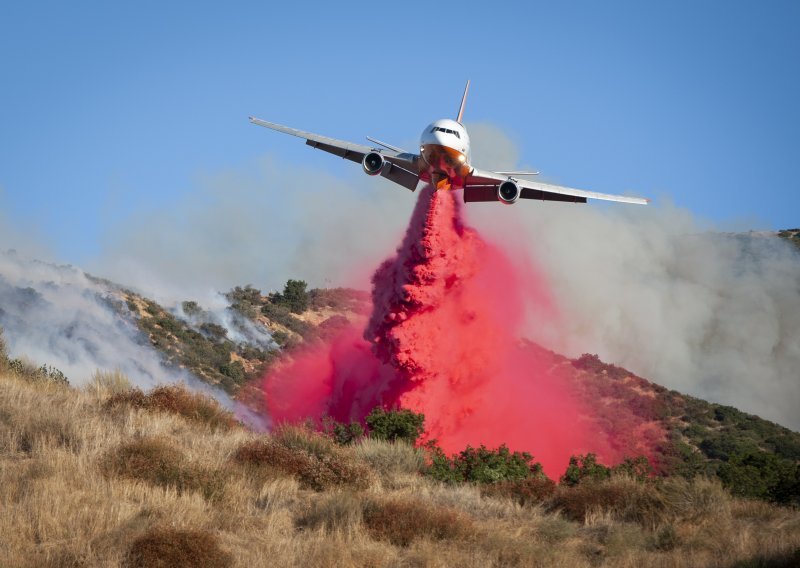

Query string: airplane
248 81 649 206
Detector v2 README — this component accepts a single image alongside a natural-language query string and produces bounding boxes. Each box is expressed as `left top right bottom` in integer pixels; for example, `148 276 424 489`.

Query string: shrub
103 438 225 500
365 407 425 444
274 424 338 459
105 384 237 430
297 491 363 533
481 476 556 506
181 300 202 317
225 285 262 320
362 497 474 546
124 527 231 568
232 437 371 491
611 456 653 481
218 360 246 385
425 443 544 484
660 476 731 522
260 303 312 337
7 358 69 386
560 453 612 486
454 444 541 484
552 476 666 525
322 417 365 446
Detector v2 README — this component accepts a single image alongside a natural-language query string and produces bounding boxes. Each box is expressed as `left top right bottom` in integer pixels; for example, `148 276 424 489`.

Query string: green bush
322 417 365 445
560 453 612 486
426 443 543 484
219 360 246 385
181 300 202 317
365 407 425 444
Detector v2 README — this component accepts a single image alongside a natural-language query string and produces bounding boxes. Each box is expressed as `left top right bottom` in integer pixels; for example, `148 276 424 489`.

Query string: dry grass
2 370 800 567
233 436 372 491
105 383 237 430
87 369 133 396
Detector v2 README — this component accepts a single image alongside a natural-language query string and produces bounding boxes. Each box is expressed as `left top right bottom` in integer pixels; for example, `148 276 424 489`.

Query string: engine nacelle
362 152 385 176
497 180 521 204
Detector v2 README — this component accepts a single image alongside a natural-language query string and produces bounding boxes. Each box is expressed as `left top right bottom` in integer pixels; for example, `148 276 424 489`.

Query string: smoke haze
3 124 798 431
0 250 184 388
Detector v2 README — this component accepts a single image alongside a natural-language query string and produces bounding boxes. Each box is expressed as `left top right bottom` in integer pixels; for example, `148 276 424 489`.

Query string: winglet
456 80 470 124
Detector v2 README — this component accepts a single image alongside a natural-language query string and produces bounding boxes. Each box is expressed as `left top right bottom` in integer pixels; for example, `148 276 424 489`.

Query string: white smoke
172 293 275 349
93 155 413 299
466 131 800 432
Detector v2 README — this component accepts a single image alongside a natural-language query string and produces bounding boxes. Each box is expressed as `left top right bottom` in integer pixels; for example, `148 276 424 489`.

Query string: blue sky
1 1 799 265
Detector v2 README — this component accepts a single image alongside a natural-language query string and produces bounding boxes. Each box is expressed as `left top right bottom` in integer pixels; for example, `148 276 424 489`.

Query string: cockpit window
431 126 460 139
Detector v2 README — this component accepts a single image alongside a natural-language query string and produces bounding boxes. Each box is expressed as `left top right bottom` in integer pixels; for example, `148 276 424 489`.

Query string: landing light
457 155 466 162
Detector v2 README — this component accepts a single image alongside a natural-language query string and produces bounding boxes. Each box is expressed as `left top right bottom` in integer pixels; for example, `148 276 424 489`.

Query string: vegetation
105 383 238 430
567 348 800 506
0 327 69 386
2 370 800 567
778 228 800 250
271 279 310 314
365 407 425 444
128 294 276 394
427 443 545 484
124 527 232 568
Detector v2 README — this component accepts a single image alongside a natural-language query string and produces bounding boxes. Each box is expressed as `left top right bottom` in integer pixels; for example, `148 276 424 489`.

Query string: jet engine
362 152 385 176
497 180 521 204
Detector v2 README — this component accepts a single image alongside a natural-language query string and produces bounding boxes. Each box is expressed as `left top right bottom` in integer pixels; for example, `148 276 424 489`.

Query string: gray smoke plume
0 249 186 388
466 133 800 431
0 249 267 426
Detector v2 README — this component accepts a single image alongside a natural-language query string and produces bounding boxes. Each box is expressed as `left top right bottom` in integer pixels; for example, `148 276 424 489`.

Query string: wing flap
381 162 419 191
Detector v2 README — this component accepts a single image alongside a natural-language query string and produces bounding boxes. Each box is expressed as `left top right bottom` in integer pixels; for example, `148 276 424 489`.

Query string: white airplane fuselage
419 119 471 190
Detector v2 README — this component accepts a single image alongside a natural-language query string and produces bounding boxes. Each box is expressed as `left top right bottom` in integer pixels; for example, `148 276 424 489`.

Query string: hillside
2 369 799 567
1 255 798 507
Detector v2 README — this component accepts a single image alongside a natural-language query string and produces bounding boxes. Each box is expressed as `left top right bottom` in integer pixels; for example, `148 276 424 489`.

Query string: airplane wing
464 166 649 205
249 117 420 191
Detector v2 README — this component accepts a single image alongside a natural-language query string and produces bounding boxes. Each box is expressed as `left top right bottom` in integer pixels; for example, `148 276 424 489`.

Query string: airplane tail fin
456 80 470 124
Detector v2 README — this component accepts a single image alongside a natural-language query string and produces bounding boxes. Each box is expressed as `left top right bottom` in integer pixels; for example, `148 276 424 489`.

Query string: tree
275 279 309 314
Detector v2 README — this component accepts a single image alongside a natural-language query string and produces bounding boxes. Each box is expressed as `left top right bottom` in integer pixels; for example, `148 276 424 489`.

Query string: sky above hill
1 1 799 268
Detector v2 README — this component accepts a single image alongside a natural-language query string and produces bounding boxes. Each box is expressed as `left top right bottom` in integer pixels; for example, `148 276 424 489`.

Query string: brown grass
106 383 237 430
2 369 800 567
233 437 372 491
551 475 667 526
102 437 226 501
124 527 231 568
482 476 556 506
362 496 475 546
